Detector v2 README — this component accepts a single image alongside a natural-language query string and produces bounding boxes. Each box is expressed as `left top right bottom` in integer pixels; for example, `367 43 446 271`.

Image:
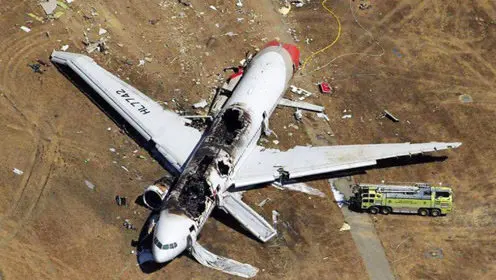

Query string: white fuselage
152 45 295 263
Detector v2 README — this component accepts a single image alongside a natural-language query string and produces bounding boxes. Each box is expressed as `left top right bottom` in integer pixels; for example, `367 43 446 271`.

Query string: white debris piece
272 182 326 197
138 59 145 66
193 99 208 109
223 31 238 37
109 147 116 153
13 168 24 175
342 114 352 119
20 26 31 33
98 28 107 35
317 112 330 121
329 180 345 208
40 0 57 15
236 0 243 7
60 44 69 51
190 242 258 278
66 0 75 3
257 198 271 207
209 5 217 11
272 140 279 145
272 210 279 228
339 222 351 231
84 180 95 190
294 109 302 120
278 5 291 15
121 166 129 172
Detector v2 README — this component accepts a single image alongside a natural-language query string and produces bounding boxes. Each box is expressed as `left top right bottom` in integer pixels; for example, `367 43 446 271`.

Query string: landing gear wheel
369 206 379 214
431 209 441 217
381 207 391 215
418 208 429 216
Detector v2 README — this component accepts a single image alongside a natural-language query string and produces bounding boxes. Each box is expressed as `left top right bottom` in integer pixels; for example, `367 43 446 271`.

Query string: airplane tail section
218 192 276 243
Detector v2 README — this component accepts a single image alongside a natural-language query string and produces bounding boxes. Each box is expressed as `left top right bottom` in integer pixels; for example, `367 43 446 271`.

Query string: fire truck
350 183 453 216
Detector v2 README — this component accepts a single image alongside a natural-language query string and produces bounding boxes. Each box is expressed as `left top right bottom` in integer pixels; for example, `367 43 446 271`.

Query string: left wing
233 142 461 187
51 51 202 172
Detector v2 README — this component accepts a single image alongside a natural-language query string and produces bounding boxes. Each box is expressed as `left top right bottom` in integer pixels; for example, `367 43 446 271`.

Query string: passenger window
164 244 169 250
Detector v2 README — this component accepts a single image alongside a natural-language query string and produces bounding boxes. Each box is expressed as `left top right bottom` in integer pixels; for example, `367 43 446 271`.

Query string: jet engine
143 183 170 211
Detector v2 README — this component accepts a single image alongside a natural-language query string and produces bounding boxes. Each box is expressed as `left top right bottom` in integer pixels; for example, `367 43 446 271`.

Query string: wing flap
51 51 202 171
234 142 461 187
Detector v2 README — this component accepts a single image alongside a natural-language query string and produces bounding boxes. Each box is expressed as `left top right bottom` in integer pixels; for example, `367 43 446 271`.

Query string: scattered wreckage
50 40 461 278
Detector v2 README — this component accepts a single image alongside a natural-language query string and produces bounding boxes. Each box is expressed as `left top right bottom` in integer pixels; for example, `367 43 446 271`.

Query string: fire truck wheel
381 207 391 215
418 208 429 216
431 209 441 217
369 206 379 214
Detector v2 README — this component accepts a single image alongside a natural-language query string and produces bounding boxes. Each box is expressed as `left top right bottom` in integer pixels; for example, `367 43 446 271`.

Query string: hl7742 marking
116 89 151 115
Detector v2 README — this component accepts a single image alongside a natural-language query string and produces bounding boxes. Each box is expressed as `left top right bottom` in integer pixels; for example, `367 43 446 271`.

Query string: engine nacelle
143 184 169 211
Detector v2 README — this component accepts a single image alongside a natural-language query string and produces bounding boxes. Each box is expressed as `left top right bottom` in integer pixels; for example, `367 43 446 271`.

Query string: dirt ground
0 0 495 279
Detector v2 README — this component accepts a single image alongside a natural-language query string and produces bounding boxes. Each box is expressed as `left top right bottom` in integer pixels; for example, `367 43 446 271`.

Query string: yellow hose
301 0 342 71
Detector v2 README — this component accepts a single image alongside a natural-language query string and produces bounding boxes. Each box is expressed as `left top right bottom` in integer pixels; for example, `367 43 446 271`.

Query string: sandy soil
0 0 495 279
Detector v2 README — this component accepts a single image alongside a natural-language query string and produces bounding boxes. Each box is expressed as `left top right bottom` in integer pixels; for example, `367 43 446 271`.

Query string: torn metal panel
40 0 57 15
278 98 324 112
233 142 462 188
190 242 258 278
383 110 399 122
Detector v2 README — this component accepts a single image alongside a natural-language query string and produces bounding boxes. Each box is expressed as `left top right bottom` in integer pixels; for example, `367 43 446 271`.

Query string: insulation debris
191 242 259 278
294 109 303 121
13 168 24 175
317 112 330 121
98 27 108 35
272 210 279 229
20 26 31 33
257 198 271 207
342 114 352 119
339 222 351 231
272 182 326 197
84 180 95 190
60 44 69 51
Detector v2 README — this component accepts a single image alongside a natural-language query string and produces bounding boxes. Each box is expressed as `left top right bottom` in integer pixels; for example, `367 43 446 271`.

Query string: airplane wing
51 51 202 172
233 142 461 188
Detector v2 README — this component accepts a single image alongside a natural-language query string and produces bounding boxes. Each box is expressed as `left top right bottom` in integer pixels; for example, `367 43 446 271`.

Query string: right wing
233 142 461 187
51 51 202 172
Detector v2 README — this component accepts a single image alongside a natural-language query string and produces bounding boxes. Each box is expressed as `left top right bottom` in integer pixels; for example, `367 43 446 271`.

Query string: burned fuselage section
164 105 252 222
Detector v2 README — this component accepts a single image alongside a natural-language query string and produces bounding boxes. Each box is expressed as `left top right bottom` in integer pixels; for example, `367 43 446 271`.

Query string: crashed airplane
50 41 461 278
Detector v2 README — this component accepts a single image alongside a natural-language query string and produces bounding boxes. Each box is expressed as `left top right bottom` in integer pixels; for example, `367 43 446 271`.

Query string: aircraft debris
84 180 95 190
278 5 291 15
278 98 324 112
257 198 271 207
27 13 44 22
317 112 330 121
289 85 313 100
98 27 107 35
329 180 345 208
359 0 372 10
383 110 399 122
291 0 305 8
20 26 31 33
60 44 69 51
84 37 108 54
115 195 127 206
272 182 326 197
12 168 24 175
319 82 332 94
424 248 444 259
294 109 302 121
236 0 243 8
272 210 279 229
178 0 192 7
121 166 129 172
209 5 217 11
342 114 352 119
40 0 57 15
223 31 238 37
190 242 259 278
193 99 208 109
272 140 279 145
109 147 116 153
123 219 137 230
28 63 43 74
339 222 351 231
138 59 145 66
459 94 473 103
